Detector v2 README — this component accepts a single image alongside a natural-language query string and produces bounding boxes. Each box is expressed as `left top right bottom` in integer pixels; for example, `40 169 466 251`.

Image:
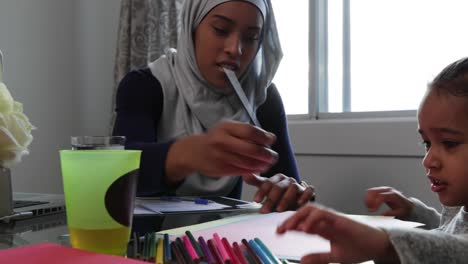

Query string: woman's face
194 1 263 90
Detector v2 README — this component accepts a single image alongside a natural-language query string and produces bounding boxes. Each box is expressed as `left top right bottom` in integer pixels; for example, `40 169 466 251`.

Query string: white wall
0 0 120 194
0 1 441 214
0 0 76 194
73 0 121 137
291 118 440 213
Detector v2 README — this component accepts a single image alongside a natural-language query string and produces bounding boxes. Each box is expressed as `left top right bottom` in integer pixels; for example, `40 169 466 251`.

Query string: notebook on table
134 196 261 215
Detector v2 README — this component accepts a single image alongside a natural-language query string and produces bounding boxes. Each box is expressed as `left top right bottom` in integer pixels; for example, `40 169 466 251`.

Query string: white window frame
288 0 424 158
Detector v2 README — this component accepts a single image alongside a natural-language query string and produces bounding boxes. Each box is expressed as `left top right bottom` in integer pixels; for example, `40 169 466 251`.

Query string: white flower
0 81 34 168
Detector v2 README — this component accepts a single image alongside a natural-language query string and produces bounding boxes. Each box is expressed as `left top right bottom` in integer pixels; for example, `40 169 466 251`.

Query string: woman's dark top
113 68 299 199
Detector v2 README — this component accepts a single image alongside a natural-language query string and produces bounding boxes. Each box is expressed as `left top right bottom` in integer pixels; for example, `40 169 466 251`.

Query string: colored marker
148 233 157 261
199 236 215 264
213 233 230 263
176 237 194 264
241 246 257 264
139 234 144 260
194 197 210 204
232 242 248 264
183 235 200 262
156 237 164 264
143 233 150 261
241 239 262 264
254 237 281 264
132 232 139 259
171 241 186 264
249 239 273 264
208 239 224 264
221 237 239 264
164 233 172 263
186 230 204 259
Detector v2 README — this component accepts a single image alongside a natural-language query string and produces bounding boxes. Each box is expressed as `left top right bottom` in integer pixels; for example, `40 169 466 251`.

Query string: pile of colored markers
136 230 288 264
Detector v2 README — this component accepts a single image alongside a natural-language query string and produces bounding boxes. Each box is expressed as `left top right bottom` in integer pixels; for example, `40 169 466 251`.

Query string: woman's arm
257 83 299 181
113 69 177 196
113 69 279 197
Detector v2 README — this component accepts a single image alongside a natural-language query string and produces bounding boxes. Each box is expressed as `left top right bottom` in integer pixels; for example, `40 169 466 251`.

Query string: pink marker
222 237 239 264
182 236 199 262
233 242 248 264
213 233 231 263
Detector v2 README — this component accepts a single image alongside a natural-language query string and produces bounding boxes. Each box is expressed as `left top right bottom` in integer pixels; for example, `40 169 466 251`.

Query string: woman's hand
365 186 414 219
165 121 278 184
242 173 315 213
276 204 398 264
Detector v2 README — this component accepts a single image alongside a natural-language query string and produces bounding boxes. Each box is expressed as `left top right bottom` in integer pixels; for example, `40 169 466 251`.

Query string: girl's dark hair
430 57 468 97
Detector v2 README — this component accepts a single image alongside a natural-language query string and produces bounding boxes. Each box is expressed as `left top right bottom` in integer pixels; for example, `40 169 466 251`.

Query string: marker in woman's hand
224 68 261 127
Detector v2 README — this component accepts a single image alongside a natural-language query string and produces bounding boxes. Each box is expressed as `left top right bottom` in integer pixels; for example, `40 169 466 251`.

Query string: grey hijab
148 0 282 196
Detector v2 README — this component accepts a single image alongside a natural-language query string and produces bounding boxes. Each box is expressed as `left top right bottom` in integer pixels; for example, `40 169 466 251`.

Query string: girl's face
194 1 263 90
418 89 468 209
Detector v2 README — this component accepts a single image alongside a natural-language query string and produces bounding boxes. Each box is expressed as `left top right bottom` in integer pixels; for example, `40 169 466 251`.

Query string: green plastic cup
59 150 141 256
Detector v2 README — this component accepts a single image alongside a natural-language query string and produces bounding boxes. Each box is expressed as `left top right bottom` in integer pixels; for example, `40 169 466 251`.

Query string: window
271 0 309 115
272 0 468 117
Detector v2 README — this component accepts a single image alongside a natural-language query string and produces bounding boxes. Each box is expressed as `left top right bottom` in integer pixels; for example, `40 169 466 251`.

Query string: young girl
113 0 314 213
277 57 468 264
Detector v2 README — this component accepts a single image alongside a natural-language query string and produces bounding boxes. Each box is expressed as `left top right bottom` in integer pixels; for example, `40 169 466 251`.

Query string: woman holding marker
113 0 315 212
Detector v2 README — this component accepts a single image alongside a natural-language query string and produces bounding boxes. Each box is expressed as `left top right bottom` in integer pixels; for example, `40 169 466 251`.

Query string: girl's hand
242 173 315 213
276 204 398 264
365 186 415 219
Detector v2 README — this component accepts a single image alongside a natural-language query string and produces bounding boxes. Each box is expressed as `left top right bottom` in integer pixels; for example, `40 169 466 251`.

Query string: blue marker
194 198 210 205
163 233 172 262
249 239 273 264
254 237 281 264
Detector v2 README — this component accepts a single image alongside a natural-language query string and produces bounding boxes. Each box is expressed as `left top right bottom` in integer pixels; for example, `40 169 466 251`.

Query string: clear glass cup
71 136 125 150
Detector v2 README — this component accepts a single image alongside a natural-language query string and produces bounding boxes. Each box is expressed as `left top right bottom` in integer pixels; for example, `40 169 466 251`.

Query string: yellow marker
156 237 164 264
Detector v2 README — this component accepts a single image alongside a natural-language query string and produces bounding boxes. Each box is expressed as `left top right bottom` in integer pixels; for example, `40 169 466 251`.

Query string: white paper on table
347 214 424 229
161 211 424 261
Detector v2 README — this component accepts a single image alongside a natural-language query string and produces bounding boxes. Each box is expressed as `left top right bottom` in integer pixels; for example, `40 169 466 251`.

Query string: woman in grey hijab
113 0 315 213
